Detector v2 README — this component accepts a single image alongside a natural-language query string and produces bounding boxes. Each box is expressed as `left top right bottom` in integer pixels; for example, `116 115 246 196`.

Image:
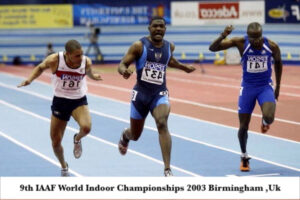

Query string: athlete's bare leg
50 115 68 168
72 105 91 141
152 104 171 170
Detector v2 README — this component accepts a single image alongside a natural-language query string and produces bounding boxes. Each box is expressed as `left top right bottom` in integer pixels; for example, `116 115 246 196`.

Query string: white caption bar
1 177 299 199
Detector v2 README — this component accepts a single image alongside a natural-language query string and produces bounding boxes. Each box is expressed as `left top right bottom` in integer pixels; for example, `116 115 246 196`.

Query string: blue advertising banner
73 4 170 26
266 0 300 23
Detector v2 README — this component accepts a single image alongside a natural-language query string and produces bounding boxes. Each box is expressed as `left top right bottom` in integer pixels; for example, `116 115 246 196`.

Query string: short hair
247 22 262 32
149 16 166 25
65 40 81 53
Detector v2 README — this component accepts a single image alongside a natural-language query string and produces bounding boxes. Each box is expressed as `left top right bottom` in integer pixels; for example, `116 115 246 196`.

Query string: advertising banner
171 1 264 25
266 0 300 23
0 5 73 29
73 4 170 26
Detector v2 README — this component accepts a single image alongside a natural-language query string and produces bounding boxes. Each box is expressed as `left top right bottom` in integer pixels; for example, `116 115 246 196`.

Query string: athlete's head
148 16 166 43
247 22 263 50
65 39 83 67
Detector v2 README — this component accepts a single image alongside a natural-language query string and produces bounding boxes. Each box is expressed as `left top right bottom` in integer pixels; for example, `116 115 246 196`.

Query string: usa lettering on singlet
51 52 87 99
241 36 273 87
134 37 171 94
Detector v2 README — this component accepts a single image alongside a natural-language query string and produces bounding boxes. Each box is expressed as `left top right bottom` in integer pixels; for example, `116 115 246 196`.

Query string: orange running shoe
261 123 270 133
240 157 251 172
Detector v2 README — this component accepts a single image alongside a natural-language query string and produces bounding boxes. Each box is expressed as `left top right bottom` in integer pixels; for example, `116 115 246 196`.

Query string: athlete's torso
134 37 171 94
52 52 87 99
241 36 273 87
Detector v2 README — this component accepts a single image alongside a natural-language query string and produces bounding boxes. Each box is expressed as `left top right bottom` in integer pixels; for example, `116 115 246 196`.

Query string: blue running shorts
130 90 170 119
238 84 275 114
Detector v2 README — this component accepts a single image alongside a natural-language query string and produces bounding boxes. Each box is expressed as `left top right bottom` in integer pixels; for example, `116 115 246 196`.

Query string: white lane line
0 130 83 177
226 173 281 177
1 72 300 125
0 85 299 173
168 70 300 89
0 99 200 177
0 81 299 145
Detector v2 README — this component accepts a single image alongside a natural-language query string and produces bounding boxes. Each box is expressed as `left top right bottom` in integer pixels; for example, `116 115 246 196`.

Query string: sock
241 153 248 158
122 129 129 142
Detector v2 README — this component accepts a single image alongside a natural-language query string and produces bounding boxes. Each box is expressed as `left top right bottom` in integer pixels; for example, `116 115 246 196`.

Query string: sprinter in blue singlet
117 16 195 176
209 22 282 172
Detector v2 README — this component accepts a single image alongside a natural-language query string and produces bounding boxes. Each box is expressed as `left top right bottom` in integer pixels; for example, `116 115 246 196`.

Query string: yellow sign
268 8 285 19
0 5 73 29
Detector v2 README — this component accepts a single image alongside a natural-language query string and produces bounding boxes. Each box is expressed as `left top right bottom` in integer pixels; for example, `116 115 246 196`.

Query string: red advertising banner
198 2 239 19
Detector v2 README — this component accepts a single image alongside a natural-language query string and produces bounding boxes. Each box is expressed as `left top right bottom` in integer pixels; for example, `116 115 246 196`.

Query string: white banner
171 1 265 25
1 177 299 199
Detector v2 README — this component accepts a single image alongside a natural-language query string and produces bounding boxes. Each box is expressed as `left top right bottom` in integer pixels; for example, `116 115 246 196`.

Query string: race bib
246 55 268 73
60 73 84 90
141 67 164 85
61 80 81 90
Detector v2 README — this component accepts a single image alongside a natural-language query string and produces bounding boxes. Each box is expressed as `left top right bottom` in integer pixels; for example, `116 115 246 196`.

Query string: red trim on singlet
55 70 85 77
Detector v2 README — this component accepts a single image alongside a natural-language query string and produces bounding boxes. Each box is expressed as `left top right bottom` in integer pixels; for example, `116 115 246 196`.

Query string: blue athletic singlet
134 37 171 94
130 37 171 119
241 36 273 87
238 36 276 114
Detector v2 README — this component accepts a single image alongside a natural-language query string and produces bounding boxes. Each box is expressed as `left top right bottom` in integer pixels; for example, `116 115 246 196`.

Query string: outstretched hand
185 65 196 73
222 25 234 37
93 73 103 81
122 68 133 79
17 80 31 88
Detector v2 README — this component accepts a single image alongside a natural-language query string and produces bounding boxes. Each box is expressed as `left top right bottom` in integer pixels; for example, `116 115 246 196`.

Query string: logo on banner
198 2 239 19
268 5 289 21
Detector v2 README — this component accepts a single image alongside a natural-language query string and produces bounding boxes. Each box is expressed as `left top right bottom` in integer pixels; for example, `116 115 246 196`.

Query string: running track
0 64 299 177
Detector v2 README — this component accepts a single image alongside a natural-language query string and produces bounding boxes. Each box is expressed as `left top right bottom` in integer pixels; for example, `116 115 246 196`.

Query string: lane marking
0 130 83 177
226 173 281 177
0 99 200 177
0 88 299 173
1 72 300 125
1 81 299 145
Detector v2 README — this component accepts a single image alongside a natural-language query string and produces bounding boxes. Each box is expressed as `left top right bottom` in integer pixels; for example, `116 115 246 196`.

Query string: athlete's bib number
62 80 80 89
141 67 164 85
246 61 267 73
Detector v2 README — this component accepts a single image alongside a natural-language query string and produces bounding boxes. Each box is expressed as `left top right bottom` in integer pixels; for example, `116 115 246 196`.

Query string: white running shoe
164 168 173 177
61 163 70 177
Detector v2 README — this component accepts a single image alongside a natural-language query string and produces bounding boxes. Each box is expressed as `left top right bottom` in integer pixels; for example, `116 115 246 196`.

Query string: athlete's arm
168 43 195 73
269 40 282 100
86 57 102 81
209 25 243 52
17 53 58 87
118 41 142 79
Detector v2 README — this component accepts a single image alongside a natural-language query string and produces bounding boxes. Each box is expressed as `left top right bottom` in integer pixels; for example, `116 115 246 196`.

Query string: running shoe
261 123 270 133
118 129 129 155
164 168 173 177
73 133 82 159
240 157 251 172
61 162 70 177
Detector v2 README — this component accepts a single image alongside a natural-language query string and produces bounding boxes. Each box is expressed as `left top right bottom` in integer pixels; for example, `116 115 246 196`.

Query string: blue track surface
0 72 299 177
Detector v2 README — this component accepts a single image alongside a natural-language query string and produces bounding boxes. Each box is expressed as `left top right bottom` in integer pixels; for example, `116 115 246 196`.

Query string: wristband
220 33 226 39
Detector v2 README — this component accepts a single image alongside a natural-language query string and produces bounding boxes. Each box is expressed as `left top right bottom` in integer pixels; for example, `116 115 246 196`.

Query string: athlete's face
247 29 263 50
66 48 83 67
148 19 166 43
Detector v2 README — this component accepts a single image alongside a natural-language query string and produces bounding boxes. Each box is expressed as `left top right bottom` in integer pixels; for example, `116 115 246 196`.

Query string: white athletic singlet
52 52 87 99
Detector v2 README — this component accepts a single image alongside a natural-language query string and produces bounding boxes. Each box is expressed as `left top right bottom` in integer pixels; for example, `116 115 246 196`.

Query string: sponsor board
0 5 73 29
266 0 300 23
171 1 264 25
